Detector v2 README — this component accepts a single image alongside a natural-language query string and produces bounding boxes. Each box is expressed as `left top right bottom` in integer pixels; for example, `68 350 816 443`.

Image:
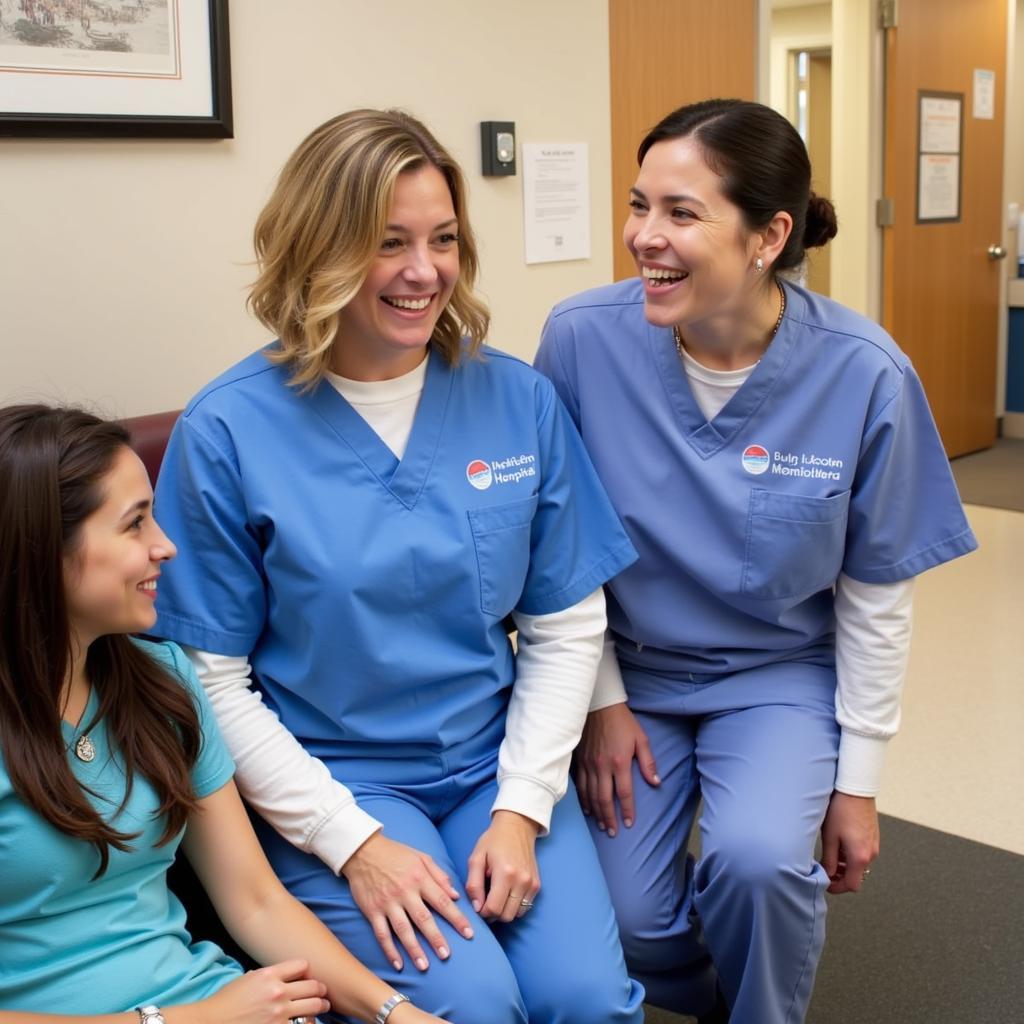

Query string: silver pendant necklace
74 733 96 762
64 682 96 762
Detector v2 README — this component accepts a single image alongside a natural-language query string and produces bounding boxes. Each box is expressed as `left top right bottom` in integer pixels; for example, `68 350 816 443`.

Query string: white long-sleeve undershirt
183 360 606 873
832 573 915 795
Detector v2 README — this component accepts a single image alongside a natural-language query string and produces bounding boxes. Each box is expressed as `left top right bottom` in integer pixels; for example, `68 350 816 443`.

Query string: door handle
987 244 1008 260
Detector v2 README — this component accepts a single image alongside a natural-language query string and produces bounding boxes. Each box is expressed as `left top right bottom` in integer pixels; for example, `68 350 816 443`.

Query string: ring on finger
506 892 521 902
520 898 534 909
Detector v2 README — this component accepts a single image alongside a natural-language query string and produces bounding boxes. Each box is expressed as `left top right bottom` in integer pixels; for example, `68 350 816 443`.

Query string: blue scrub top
535 279 977 677
154 344 636 760
0 639 239 1013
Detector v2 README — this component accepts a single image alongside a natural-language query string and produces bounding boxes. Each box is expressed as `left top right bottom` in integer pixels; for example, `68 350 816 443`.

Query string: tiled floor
879 503 1024 855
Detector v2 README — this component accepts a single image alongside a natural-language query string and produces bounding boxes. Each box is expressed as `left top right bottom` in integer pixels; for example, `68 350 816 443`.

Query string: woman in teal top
0 405 446 1024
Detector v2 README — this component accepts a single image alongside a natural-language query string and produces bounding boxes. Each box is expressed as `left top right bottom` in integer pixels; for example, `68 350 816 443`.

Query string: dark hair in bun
639 98 837 273
804 193 838 250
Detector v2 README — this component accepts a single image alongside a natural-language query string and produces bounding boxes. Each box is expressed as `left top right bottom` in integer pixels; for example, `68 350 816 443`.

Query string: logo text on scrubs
741 445 771 475
491 454 536 484
466 454 537 489
770 450 844 481
466 460 494 490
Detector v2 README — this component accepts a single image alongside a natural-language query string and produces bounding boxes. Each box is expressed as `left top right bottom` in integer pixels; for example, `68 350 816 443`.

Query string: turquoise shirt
0 639 242 1013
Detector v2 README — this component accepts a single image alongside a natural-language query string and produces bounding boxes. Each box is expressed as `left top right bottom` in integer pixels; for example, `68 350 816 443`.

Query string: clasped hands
341 810 541 972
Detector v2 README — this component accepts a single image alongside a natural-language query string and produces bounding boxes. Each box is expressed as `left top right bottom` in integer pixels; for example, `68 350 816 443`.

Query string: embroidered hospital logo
466 454 538 489
466 459 493 490
741 444 771 475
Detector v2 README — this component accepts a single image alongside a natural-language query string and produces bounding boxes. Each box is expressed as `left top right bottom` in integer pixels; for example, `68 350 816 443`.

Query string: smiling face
623 136 763 333
63 446 176 649
331 163 460 380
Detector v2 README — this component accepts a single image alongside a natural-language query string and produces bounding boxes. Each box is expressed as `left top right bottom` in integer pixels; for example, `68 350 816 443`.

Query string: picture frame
0 0 232 138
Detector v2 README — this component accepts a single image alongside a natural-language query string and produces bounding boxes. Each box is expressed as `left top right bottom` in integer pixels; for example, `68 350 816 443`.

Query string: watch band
135 1007 166 1024
375 992 410 1023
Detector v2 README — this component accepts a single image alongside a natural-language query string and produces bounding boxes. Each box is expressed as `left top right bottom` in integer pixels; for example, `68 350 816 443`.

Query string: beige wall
0 1 612 418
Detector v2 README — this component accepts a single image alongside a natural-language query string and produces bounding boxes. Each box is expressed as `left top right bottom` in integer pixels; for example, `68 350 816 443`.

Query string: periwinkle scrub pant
254 726 645 1024
590 660 840 1024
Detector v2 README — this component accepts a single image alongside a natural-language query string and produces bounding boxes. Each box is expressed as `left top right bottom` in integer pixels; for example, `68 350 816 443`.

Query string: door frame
996 0 1019 425
757 0 885 323
760 0 1017 428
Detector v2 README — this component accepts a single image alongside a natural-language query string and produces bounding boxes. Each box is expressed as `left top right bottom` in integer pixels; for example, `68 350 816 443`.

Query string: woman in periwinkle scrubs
535 98 977 1024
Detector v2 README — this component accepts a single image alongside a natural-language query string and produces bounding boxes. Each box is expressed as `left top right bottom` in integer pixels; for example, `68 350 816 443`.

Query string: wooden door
882 0 1006 456
608 0 757 281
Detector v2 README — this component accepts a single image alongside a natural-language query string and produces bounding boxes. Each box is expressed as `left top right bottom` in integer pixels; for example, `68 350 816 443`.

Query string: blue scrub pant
590 660 839 1024
255 745 644 1024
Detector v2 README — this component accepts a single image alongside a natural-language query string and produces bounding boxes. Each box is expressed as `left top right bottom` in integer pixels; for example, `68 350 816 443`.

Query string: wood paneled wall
609 0 758 280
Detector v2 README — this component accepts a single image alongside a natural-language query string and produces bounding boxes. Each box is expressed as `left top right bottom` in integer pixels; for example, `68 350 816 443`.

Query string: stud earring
754 257 764 273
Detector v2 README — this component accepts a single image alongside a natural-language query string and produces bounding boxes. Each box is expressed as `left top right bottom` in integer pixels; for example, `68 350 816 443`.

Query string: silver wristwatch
375 992 411 1023
136 1007 166 1024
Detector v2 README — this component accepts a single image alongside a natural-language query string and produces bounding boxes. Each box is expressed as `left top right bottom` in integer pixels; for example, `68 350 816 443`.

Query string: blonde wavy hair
249 109 490 389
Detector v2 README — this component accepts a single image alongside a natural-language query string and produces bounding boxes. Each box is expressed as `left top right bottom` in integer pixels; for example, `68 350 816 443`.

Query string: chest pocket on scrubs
468 494 539 616
741 488 851 600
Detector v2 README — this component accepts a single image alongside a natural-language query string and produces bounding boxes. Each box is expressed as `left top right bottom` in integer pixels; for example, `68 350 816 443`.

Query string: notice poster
917 91 962 223
918 154 960 221
522 143 590 264
972 69 995 120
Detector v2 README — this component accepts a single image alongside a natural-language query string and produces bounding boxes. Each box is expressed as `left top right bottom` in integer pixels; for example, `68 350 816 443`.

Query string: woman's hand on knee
820 791 880 894
341 833 474 972
575 703 660 836
465 810 541 924
197 960 329 1024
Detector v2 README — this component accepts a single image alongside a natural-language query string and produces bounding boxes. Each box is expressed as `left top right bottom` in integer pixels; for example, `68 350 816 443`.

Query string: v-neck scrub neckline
312 347 451 508
650 294 798 460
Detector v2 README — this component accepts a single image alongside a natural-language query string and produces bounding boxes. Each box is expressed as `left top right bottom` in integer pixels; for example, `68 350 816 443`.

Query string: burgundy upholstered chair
121 409 181 487
121 406 256 968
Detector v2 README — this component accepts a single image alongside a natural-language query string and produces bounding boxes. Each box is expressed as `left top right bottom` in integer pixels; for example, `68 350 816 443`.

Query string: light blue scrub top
153 344 637 762
0 639 239 1013
535 279 977 678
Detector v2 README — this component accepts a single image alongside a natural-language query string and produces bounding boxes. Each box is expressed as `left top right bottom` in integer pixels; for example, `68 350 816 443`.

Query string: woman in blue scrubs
535 99 977 1024
152 110 644 1024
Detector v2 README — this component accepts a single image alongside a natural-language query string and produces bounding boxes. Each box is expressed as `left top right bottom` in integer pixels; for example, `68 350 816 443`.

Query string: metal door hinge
877 197 895 227
879 0 897 28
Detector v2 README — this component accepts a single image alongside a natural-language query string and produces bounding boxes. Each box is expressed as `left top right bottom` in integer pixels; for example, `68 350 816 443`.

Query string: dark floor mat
950 438 1024 513
644 814 1024 1023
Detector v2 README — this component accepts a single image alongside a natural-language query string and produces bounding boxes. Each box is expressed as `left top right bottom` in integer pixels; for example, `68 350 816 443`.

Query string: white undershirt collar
677 345 757 421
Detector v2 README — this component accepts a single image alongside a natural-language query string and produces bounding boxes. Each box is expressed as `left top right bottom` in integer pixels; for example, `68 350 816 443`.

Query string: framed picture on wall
0 0 231 138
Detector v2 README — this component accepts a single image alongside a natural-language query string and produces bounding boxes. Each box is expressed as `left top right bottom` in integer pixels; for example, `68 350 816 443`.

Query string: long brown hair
249 108 490 390
0 405 201 876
